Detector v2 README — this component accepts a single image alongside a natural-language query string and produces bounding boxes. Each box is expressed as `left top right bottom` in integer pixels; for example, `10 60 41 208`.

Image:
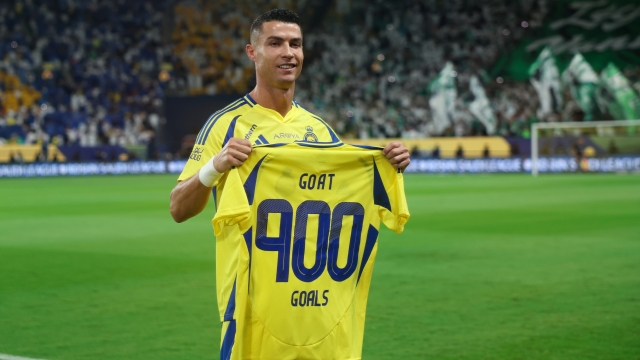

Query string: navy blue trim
243 155 268 205
222 116 240 148
220 320 236 360
200 100 248 145
373 158 392 211
254 143 287 147
252 142 344 148
351 144 384 150
357 225 379 284
245 93 257 105
294 141 344 148
311 116 340 142
244 229 252 290
223 278 236 321
257 134 269 144
196 98 244 144
212 186 217 210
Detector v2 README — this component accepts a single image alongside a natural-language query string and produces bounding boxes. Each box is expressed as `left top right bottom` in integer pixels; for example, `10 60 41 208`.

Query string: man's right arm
170 138 252 223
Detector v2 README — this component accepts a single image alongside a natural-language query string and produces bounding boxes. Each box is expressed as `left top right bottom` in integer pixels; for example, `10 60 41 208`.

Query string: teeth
279 65 294 69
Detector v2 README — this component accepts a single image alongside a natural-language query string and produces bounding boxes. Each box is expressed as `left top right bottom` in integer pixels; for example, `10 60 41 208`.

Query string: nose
282 44 294 59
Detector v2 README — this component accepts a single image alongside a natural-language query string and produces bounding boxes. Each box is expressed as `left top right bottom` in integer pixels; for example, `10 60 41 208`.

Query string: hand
382 141 410 172
213 138 252 172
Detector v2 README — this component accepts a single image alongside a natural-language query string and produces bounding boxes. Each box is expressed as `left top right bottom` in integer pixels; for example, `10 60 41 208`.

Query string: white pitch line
0 354 49 360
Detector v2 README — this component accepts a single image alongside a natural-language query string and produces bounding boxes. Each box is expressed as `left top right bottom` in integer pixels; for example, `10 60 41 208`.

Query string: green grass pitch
1 173 639 359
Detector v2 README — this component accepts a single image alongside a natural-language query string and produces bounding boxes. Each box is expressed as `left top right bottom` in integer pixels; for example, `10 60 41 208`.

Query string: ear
246 44 256 63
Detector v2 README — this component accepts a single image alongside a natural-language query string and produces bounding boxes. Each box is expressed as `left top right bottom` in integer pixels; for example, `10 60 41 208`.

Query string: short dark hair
250 9 301 44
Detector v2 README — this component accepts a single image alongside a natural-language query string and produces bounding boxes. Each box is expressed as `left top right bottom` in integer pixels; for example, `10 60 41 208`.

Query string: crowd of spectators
165 0 552 139
0 0 168 158
1 0 638 160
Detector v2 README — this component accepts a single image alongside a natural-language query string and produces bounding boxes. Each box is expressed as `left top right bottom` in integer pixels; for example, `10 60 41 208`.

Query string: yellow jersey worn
179 94 340 182
177 94 341 327
212 142 410 360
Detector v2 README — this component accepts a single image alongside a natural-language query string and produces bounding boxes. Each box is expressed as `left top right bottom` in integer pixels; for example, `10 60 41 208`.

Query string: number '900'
255 199 365 283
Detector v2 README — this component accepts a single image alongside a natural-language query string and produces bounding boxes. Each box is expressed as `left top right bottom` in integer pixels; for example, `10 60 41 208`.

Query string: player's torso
237 145 384 346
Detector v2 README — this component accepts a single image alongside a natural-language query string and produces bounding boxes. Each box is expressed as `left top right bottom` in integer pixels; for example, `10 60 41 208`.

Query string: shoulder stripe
312 116 340 142
199 100 250 145
195 98 244 145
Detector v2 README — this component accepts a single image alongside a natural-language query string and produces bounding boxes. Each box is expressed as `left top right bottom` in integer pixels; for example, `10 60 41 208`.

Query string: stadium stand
0 0 168 158
1 0 639 161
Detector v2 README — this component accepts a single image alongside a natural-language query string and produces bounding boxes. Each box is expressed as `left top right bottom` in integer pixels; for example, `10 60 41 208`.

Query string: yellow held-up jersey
178 94 341 325
212 142 410 360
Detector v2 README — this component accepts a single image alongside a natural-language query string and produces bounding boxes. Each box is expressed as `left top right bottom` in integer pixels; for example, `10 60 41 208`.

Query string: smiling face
246 21 303 90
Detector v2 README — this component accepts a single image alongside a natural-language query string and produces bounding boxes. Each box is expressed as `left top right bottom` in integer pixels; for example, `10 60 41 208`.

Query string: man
169 8 410 357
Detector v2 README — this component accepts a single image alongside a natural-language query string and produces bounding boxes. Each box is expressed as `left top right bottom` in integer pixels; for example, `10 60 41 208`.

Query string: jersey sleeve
374 157 410 234
211 168 252 236
177 113 231 182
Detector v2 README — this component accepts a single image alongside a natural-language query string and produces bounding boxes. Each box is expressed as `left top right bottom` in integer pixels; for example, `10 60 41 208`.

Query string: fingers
382 141 402 156
226 147 250 166
214 138 253 172
227 138 252 155
384 141 411 171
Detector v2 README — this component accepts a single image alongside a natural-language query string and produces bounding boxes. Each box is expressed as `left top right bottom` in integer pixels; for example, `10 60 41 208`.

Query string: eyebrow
265 36 303 43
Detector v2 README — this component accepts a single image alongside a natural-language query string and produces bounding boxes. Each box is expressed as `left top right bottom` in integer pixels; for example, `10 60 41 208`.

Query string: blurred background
0 0 639 173
1 1 639 360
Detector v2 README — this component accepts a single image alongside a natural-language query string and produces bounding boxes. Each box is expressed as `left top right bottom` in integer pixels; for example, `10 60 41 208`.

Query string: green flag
600 63 640 120
562 54 598 121
529 48 563 116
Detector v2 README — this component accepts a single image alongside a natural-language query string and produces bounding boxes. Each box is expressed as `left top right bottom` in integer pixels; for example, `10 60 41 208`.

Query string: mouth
277 64 297 70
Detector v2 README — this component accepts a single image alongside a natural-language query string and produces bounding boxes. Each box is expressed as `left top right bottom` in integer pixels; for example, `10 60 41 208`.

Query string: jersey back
213 143 410 360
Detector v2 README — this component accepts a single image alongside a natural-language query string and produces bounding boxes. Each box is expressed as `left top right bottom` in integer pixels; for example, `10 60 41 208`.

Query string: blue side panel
212 186 217 210
243 155 268 205
244 228 252 290
373 158 392 211
220 319 236 360
244 228 252 258
223 278 236 321
357 225 379 284
222 116 240 148
311 116 340 142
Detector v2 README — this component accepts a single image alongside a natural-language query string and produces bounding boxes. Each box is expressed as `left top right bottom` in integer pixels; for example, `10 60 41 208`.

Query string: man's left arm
383 141 411 171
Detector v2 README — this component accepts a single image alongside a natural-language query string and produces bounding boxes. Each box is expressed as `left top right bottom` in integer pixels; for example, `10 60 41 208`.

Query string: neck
249 82 295 118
